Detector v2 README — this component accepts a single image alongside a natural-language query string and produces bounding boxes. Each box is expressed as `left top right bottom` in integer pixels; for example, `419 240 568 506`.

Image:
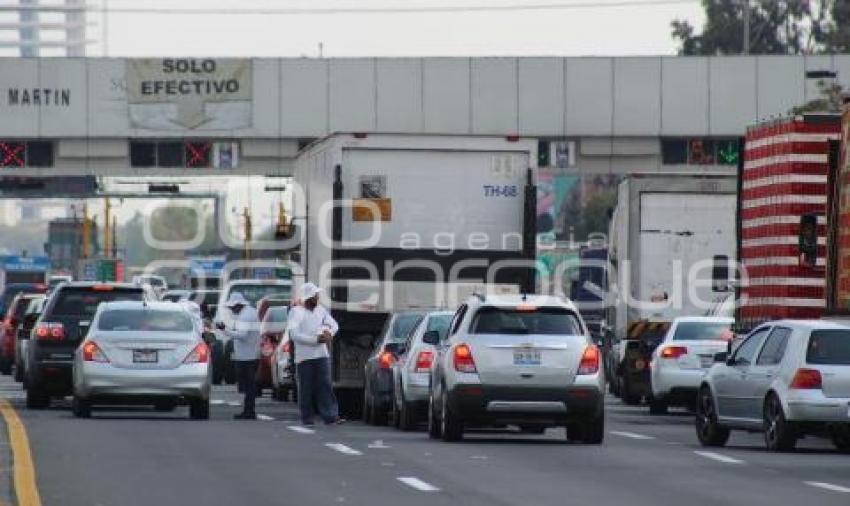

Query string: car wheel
25 383 49 409
830 426 850 453
398 398 417 432
620 375 641 406
71 395 91 418
695 386 730 447
440 391 463 442
189 398 210 420
519 425 546 435
581 414 605 445
764 394 796 452
427 393 441 439
649 396 668 415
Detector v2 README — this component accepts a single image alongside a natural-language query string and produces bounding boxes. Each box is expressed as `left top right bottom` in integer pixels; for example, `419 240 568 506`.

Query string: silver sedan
72 301 211 419
696 320 850 452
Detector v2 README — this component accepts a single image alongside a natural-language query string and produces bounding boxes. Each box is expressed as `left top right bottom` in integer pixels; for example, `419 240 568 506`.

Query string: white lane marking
693 451 745 465
325 443 362 456
210 400 225 406
227 401 241 407
397 477 440 492
805 482 850 494
257 414 275 421
610 431 655 440
368 440 390 449
287 425 316 434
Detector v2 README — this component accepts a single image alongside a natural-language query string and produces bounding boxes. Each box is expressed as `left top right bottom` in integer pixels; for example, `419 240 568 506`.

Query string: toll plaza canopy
1 55 850 177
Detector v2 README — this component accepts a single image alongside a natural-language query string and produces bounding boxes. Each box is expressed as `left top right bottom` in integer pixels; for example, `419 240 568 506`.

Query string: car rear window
97 309 193 332
672 322 734 341
427 314 453 341
388 313 423 343
807 330 850 365
51 288 145 319
228 285 291 305
470 307 583 335
11 297 33 319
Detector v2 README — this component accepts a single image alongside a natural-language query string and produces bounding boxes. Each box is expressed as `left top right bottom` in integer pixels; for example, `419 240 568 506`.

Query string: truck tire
581 414 605 444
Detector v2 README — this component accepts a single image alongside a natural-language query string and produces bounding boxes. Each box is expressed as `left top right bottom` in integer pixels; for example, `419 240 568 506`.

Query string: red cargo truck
737 114 841 331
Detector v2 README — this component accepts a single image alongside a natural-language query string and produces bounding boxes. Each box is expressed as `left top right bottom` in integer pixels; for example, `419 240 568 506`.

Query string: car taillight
577 345 600 375
282 340 293 354
184 343 209 364
378 350 396 369
790 368 822 389
34 323 64 341
660 346 688 359
453 344 477 373
415 350 434 373
82 341 109 363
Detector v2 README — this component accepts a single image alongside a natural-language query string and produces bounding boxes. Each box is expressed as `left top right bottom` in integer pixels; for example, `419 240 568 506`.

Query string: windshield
470 307 583 335
227 284 292 305
51 288 145 319
387 313 423 343
672 322 733 341
426 314 453 341
807 330 850 365
97 309 193 332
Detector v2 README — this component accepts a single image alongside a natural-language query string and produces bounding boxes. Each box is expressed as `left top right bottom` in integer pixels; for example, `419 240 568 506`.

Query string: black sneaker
234 413 257 420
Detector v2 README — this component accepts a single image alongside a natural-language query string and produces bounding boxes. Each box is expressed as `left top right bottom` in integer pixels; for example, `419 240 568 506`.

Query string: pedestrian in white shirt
287 282 342 425
217 292 261 420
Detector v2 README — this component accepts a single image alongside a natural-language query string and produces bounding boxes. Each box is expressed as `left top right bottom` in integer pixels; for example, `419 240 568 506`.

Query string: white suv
425 294 605 443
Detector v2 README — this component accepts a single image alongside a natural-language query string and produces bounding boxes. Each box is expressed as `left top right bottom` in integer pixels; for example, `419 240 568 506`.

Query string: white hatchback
649 316 734 414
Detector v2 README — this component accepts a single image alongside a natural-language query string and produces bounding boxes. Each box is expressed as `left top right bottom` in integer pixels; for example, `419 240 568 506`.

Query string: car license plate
514 349 541 366
700 355 713 368
133 349 158 364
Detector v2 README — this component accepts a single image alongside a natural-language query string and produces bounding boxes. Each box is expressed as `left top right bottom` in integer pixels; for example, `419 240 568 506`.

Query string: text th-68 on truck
294 134 539 417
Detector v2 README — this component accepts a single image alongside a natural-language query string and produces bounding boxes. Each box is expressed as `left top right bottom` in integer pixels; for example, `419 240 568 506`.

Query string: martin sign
127 58 253 130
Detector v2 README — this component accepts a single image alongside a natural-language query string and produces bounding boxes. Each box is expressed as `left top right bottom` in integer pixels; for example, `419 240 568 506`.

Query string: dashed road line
325 443 363 456
287 425 316 434
257 414 275 421
210 400 225 406
609 431 655 440
804 481 850 494
693 451 745 465
226 401 241 407
397 476 440 492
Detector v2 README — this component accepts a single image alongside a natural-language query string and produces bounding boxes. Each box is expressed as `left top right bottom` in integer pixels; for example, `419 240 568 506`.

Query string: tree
672 0 835 55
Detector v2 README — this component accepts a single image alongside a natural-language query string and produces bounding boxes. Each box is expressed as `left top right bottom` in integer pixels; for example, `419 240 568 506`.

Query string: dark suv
25 282 149 408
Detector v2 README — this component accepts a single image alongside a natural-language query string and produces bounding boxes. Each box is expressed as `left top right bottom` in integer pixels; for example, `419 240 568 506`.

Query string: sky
93 0 705 57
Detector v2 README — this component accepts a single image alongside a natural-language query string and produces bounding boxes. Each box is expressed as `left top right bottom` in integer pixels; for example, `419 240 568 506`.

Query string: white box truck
293 133 538 414
605 175 737 404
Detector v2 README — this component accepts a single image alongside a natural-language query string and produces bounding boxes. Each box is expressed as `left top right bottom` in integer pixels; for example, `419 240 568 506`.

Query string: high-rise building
0 0 98 57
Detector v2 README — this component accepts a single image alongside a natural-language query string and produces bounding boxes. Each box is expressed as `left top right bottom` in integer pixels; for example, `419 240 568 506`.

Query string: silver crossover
72 301 211 419
697 320 850 452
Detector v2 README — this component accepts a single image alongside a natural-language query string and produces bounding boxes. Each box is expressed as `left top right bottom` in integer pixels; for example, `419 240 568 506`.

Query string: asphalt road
1 376 849 506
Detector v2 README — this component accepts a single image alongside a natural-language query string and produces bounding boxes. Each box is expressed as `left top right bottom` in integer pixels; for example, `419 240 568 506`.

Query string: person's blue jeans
296 357 339 424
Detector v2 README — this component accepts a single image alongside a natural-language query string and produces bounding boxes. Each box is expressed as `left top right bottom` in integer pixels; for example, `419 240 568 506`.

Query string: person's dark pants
235 360 258 416
296 357 338 424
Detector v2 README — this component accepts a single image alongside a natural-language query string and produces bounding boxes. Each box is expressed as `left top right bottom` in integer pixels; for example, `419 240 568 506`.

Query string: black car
14 295 46 383
362 311 425 425
25 282 149 409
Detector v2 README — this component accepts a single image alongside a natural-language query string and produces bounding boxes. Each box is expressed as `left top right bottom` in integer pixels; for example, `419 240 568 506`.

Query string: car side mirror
713 352 728 363
383 342 402 355
423 330 440 346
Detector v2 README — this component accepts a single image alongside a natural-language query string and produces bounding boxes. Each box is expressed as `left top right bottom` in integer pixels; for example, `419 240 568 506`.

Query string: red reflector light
660 346 688 359
378 350 395 369
515 304 537 312
577 345 600 375
453 344 477 373
790 368 822 389
92 285 114 291
414 350 434 373
35 323 64 340
82 341 109 363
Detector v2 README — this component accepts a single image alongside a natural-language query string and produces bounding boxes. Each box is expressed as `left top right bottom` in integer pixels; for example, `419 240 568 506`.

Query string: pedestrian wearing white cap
286 282 341 425
218 292 261 420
